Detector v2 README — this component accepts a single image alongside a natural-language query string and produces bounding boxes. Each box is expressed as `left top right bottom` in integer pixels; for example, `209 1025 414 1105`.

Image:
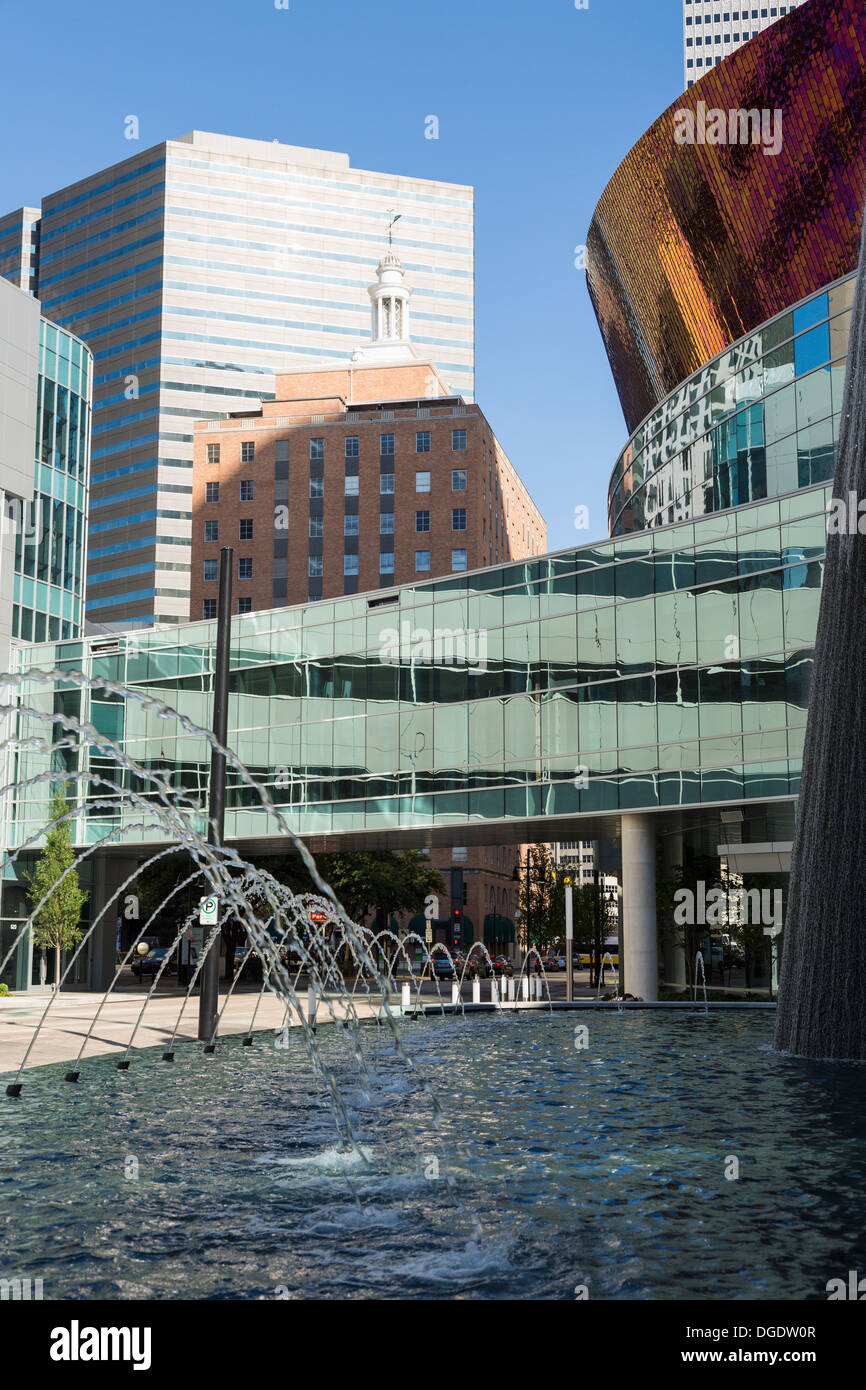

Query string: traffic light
452 906 463 947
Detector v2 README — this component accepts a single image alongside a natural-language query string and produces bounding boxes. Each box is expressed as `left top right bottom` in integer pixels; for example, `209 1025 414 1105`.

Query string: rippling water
1 1011 864 1300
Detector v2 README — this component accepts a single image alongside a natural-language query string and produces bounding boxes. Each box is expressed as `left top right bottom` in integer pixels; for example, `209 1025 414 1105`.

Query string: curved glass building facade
608 274 854 534
11 475 823 849
12 317 92 642
586 0 866 432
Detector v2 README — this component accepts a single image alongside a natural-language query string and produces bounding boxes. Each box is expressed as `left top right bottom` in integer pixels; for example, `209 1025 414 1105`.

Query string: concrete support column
621 813 658 1002
661 830 687 988
88 855 139 991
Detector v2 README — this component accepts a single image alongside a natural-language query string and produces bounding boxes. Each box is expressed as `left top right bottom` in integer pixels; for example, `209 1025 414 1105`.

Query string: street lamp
134 939 150 986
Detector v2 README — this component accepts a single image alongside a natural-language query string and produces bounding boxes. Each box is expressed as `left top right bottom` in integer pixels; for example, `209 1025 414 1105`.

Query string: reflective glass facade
12 318 91 642
609 276 854 534
12 482 826 847
587 0 866 431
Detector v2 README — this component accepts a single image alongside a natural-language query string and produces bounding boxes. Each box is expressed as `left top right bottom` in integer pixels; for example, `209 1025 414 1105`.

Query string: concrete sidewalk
0 989 383 1075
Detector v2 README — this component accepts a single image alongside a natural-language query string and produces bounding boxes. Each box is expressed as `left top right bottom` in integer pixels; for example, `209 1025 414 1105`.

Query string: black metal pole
198 546 233 1041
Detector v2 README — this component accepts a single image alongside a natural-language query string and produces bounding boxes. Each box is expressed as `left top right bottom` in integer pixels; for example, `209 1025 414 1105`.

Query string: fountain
596 951 620 1001
693 951 708 1012
774 208 866 1061
0 669 435 1139
1 669 865 1301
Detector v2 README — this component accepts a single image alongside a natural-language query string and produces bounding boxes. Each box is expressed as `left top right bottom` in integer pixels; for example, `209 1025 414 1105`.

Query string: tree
249 849 444 971
25 786 87 992
517 844 558 953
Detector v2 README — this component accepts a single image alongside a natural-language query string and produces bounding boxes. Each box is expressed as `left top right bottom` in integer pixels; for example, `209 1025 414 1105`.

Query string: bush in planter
0 982 12 997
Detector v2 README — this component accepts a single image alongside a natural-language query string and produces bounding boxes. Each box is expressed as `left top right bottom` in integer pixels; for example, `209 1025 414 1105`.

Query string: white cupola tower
368 247 412 346
351 229 422 367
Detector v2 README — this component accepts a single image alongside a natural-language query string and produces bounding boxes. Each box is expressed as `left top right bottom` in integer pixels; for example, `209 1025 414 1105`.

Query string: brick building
190 246 544 954
190 249 544 615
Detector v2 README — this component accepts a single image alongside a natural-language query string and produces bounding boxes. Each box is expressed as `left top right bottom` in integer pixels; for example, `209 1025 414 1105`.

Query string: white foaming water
388 1236 515 1286
256 1143 377 1174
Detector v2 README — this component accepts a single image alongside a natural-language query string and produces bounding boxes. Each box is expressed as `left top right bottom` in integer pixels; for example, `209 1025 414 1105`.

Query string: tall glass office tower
2 132 475 631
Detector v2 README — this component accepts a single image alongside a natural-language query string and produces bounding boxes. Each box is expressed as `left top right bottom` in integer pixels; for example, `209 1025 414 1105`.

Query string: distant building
0 276 92 657
554 840 620 938
189 249 545 614
0 131 475 629
0 208 40 292
683 0 809 90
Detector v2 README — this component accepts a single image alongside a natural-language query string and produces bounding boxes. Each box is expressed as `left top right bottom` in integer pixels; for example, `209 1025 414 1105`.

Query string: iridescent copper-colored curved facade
586 0 866 434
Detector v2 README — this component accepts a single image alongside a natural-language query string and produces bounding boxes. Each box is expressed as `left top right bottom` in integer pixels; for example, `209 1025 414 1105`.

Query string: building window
415 510 431 532
204 520 219 543
238 597 252 615
205 481 220 503
309 515 324 538
207 443 220 465
203 559 218 582
380 433 395 456
202 599 217 619
416 431 431 453
239 518 253 541
344 514 359 536
451 549 467 571
451 508 467 531
380 552 395 574
309 555 323 577
452 429 467 451
238 557 253 581
310 438 324 461
344 554 359 576
344 475 359 496
380 473 394 494
310 476 324 498
241 441 255 463
416 471 431 492
345 436 359 458
380 512 394 534
452 469 467 491
415 550 430 572
240 479 254 501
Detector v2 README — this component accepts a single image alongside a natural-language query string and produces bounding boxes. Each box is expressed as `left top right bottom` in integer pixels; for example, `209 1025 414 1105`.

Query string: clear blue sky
0 0 682 552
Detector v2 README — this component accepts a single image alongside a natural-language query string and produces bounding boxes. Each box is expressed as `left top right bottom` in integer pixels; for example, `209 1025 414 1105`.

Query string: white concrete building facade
683 1 809 89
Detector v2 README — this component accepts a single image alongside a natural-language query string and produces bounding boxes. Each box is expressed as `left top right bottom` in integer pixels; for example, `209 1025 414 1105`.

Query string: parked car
465 955 491 979
131 946 176 979
432 954 458 980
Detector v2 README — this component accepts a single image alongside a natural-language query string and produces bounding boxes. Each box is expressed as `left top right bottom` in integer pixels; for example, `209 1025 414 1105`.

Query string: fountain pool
2 1010 864 1300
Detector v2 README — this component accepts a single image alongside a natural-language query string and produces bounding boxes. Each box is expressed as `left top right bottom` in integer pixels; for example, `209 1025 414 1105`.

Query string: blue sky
0 0 682 553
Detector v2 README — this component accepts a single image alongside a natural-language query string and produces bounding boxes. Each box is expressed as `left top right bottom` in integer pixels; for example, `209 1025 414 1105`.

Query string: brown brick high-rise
190 357 544 616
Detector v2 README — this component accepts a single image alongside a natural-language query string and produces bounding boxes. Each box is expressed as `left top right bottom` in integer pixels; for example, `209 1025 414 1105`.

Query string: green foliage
0 982 11 997
137 852 199 922
517 845 561 950
518 847 616 965
250 849 444 927
25 785 87 983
